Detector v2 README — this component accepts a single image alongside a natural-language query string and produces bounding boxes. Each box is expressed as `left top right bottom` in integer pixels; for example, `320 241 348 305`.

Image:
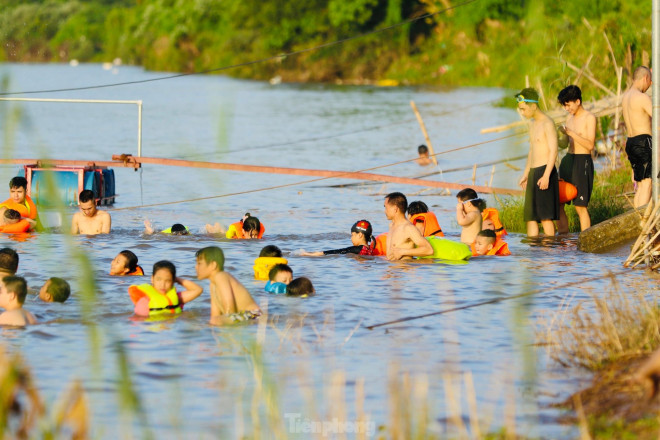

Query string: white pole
654 0 659 203
137 101 143 158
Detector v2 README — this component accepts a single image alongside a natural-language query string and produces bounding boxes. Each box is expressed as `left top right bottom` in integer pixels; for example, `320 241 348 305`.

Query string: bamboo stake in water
410 100 438 166
472 164 477 185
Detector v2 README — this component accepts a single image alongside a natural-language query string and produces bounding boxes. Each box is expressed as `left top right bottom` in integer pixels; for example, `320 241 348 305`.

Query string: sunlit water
0 63 656 439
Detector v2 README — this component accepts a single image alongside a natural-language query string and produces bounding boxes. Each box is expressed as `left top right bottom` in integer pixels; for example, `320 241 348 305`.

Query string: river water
0 63 655 439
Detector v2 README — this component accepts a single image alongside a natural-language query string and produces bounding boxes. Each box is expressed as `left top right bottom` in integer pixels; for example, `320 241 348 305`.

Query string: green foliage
329 0 379 32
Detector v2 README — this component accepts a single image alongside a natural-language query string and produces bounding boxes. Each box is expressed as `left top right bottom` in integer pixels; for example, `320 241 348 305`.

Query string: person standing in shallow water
516 88 560 237
622 66 653 208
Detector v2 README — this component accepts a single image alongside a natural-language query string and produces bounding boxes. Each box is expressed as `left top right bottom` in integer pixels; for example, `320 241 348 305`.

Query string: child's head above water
1 275 27 305
456 188 486 211
407 201 429 217
350 220 373 245
268 264 293 285
474 229 497 256
286 277 315 297
3 209 20 224
259 245 282 258
195 246 225 276
151 260 176 294
39 277 71 303
111 250 139 276
242 214 261 239
0 248 19 276
170 224 189 235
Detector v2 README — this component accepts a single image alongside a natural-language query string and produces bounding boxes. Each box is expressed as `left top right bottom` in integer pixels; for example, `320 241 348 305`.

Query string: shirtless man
71 190 111 235
556 85 596 233
622 66 653 208
384 192 433 260
516 88 560 237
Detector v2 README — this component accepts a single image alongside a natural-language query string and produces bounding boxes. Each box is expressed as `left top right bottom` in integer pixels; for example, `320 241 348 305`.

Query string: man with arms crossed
516 88 560 237
384 192 433 260
622 66 653 208
557 85 596 233
71 190 111 235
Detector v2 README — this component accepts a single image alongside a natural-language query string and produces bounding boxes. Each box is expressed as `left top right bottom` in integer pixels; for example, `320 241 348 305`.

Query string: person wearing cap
516 87 560 237
301 220 378 256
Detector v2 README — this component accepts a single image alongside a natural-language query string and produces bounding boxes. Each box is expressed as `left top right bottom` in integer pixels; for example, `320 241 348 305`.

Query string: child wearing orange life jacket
407 201 444 237
0 209 31 233
301 220 377 256
471 229 511 257
128 261 202 317
481 207 508 238
110 250 144 276
206 213 265 239
0 177 38 231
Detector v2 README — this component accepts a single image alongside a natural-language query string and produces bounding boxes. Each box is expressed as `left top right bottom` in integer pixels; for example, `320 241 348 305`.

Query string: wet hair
9 177 27 190
79 189 95 204
3 276 27 305
4 209 20 221
170 223 188 235
242 215 261 234
269 263 293 281
418 145 429 154
634 66 651 81
407 201 429 216
557 85 582 105
195 246 225 271
152 260 176 279
119 250 139 273
351 220 373 243
0 248 18 274
286 277 315 297
477 229 497 243
516 87 539 103
46 277 71 303
456 188 486 211
385 192 407 214
259 245 282 258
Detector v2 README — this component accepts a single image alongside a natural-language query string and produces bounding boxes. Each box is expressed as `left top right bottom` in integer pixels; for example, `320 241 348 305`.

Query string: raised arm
176 277 203 304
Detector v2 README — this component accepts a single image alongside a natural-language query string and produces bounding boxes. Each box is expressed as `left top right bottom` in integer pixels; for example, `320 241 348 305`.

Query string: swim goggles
461 198 479 204
516 94 538 103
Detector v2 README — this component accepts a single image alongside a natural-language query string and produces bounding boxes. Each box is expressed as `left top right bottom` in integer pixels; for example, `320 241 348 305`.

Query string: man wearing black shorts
556 85 596 232
622 66 653 208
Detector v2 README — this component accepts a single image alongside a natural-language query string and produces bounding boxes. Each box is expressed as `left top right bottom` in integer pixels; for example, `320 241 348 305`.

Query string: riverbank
0 1 650 101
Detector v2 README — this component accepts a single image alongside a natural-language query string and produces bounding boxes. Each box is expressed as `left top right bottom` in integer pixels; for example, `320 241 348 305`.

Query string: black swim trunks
524 165 560 222
559 153 594 207
625 134 652 182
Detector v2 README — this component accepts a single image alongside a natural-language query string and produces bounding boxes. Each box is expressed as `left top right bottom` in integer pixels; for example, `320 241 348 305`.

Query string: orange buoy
559 179 578 204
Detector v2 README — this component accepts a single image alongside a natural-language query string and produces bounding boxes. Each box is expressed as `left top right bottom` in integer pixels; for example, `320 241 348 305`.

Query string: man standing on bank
516 88 560 237
622 66 653 208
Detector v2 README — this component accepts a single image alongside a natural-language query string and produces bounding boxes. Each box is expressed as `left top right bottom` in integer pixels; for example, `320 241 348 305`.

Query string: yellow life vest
253 256 288 280
128 284 181 317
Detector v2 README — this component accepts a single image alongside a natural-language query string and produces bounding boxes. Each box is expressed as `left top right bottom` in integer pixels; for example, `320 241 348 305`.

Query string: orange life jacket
481 208 507 238
409 212 444 237
0 219 30 233
0 196 37 220
127 265 144 276
226 221 266 239
374 233 388 256
471 238 511 256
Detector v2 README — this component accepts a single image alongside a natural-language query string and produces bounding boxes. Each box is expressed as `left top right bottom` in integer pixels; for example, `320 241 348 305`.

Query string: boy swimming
206 213 265 239
128 261 203 317
195 246 261 325
144 220 190 235
39 277 71 303
407 201 444 237
302 220 377 256
110 250 144 276
456 188 484 245
471 230 511 257
265 264 293 294
254 245 288 280
0 276 36 326
0 209 30 233
286 277 315 297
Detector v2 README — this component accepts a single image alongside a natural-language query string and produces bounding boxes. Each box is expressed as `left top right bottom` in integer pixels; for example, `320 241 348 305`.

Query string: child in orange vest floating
471 230 511 256
205 213 265 239
0 177 38 231
0 209 31 233
407 201 444 237
110 250 144 276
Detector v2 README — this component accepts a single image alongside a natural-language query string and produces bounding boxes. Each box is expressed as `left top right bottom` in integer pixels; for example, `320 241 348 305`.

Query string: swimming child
254 245 288 280
195 246 261 325
39 277 71 303
415 145 432 166
206 213 265 239
407 201 444 237
286 277 315 297
0 177 38 231
265 264 293 294
456 188 484 245
128 260 203 317
0 208 30 233
110 250 144 276
144 220 189 235
471 230 511 257
302 220 377 256
0 248 19 278
0 276 36 326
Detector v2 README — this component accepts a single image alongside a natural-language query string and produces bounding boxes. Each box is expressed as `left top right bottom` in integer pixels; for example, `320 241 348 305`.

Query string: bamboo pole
410 101 438 166
574 54 593 85
472 164 477 185
565 61 616 97
536 79 548 111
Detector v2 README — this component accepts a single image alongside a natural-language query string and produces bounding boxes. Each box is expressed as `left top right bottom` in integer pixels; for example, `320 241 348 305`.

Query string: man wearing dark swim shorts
622 66 653 207
556 85 596 232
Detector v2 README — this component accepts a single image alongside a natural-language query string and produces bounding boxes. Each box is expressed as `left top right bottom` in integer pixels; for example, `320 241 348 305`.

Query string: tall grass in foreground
497 164 633 234
538 276 660 371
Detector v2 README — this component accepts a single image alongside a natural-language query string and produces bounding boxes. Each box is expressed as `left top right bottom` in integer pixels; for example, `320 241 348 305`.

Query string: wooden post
472 164 477 185
489 165 496 187
613 66 623 170
410 101 438 166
